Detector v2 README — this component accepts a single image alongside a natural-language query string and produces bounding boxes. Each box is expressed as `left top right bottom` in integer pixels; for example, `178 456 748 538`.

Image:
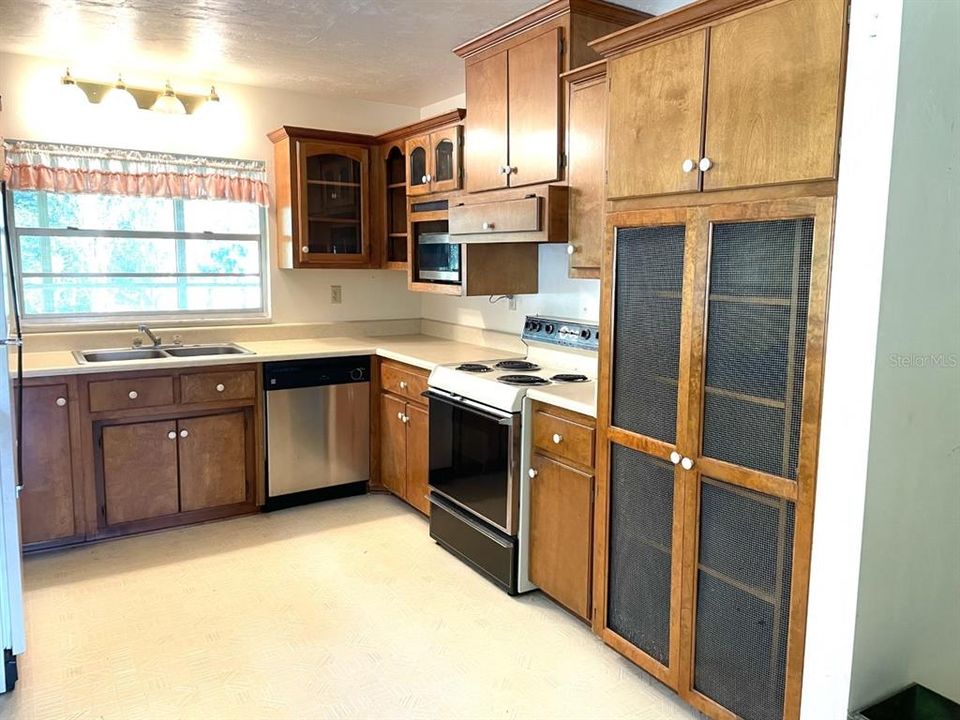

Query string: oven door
425 389 520 536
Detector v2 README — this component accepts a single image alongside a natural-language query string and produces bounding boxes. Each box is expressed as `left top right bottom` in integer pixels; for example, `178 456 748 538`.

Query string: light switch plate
330 285 342 304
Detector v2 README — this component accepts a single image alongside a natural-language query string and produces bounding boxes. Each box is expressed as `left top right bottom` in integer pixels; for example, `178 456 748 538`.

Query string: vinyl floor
0 493 703 720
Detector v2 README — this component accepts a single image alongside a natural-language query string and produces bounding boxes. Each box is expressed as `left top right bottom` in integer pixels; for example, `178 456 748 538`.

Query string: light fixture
151 80 186 115
60 68 89 106
193 85 222 119
100 75 138 113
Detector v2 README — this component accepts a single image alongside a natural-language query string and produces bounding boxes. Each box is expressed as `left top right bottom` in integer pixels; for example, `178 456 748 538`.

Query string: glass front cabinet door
296 141 370 267
405 126 462 196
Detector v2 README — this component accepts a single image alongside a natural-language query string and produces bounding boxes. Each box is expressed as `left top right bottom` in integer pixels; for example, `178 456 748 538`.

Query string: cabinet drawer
449 196 541 236
532 407 595 468
181 369 257 405
379 361 428 404
88 376 174 413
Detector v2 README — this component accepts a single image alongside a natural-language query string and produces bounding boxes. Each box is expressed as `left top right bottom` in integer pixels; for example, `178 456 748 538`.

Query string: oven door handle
422 389 515 426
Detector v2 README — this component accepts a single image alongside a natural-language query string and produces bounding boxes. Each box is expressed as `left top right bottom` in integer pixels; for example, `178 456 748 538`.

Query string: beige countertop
526 383 598 419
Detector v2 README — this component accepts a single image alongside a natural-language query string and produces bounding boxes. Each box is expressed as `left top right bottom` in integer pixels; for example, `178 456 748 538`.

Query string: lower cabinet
528 402 597 621
101 411 249 526
379 392 430 515
19 381 84 548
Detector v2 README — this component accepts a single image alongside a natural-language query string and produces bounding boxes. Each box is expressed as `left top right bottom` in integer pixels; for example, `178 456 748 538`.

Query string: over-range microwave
417 233 461 284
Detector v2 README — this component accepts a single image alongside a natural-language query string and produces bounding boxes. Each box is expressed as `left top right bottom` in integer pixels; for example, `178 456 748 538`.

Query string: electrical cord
1 182 23 493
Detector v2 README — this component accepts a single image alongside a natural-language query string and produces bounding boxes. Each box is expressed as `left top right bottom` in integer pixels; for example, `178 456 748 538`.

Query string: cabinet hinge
559 38 564 56
560 152 567 169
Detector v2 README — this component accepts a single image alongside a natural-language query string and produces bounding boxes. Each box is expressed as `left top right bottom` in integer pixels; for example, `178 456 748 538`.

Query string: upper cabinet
270 127 376 269
456 0 651 194
406 126 462 196
598 0 847 200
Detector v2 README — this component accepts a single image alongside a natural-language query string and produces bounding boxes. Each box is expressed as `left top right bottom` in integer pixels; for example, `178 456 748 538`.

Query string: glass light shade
100 81 138 113
193 87 221 119
60 71 89 107
151 82 186 115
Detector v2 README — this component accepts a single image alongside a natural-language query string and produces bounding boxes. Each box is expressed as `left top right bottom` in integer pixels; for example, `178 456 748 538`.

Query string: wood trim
589 0 770 58
559 57 607 83
606 427 673 462
454 0 650 59
606 180 838 214
695 457 800 502
375 109 466 144
781 195 836 720
601 628 675 686
268 125 377 145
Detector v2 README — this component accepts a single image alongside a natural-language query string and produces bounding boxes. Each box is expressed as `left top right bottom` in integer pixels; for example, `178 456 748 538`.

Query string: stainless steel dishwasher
263 356 370 511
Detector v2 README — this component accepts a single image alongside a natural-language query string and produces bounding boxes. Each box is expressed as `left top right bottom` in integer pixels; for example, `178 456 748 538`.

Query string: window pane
29 192 176 232
12 191 41 227
182 199 260 234
19 235 178 274
184 239 260 275
22 276 262 316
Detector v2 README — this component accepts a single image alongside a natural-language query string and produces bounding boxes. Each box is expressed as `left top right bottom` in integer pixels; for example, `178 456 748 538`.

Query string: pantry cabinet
528 402 596 621
599 0 847 200
456 0 650 194
18 379 85 549
595 197 835 720
377 360 430 515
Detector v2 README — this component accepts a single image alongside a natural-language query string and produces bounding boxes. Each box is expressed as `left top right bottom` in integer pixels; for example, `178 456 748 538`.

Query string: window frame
6 188 271 329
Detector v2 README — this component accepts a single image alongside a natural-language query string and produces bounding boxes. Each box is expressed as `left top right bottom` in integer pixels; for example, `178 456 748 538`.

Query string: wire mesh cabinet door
679 197 835 720
595 207 707 688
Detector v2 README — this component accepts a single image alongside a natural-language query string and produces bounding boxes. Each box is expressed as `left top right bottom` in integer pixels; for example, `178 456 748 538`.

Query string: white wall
0 52 423 326
799 2 905 717
848 0 960 709
420 93 465 120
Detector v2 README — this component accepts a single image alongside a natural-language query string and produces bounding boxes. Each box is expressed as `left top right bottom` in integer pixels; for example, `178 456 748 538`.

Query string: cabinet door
405 135 431 197
20 384 77 544
507 28 562 187
566 72 606 276
380 393 407 497
297 141 369 264
702 0 845 190
429 126 461 193
606 32 706 199
598 208 698 687
681 199 833 720
178 412 248 512
404 402 430 515
102 420 179 525
529 452 593 619
464 51 509 192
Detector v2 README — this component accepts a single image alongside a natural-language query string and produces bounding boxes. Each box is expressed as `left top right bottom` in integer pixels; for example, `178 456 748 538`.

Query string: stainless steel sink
73 343 254 364
164 344 253 357
75 348 171 363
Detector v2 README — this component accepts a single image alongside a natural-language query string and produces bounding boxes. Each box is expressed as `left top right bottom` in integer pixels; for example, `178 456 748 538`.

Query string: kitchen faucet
135 323 162 347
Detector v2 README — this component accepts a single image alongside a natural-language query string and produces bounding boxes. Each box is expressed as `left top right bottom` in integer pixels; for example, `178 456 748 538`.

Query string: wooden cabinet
528 402 596 621
178 412 248 512
269 126 376 269
381 143 408 268
599 0 846 200
406 127 462 196
377 360 430 515
19 380 84 548
595 197 835 720
456 0 650 194
563 61 607 278
102 419 180 525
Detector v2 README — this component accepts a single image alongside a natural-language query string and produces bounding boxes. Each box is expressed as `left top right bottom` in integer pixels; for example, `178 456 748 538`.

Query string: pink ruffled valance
2 140 269 207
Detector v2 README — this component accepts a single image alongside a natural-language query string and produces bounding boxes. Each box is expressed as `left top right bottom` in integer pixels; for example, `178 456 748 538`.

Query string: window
9 189 267 324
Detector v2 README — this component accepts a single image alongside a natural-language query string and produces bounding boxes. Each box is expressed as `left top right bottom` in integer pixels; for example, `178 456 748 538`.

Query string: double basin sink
73 343 254 364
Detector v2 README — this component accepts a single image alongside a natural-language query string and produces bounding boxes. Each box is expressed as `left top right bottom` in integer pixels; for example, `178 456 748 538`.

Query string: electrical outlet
330 285 342 304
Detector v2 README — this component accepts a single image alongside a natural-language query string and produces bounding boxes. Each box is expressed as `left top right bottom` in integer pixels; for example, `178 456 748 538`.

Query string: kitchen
0 1 957 719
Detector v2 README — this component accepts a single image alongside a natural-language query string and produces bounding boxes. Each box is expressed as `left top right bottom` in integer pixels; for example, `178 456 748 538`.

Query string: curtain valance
1 140 269 206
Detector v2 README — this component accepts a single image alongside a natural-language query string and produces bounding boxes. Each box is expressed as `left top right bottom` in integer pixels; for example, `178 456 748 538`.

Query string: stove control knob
580 328 592 340
544 323 555 334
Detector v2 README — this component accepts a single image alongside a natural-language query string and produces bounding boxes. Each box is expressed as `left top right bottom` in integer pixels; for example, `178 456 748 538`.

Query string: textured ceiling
0 0 686 107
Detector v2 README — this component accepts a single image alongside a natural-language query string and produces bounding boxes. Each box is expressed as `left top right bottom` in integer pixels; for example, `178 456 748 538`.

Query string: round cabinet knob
498 166 507 175
681 158 696 173
698 157 713 172
397 411 404 420
552 433 563 445
421 175 428 183
301 246 310 254
425 174 432 182
215 383 225 392
482 222 494 230
528 468 538 479
567 243 576 256
669 450 682 465
399 381 407 390
402 415 409 424
167 431 177 440
681 456 695 470
508 166 517 175
55 397 67 407
128 390 138 400
180 429 189 438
